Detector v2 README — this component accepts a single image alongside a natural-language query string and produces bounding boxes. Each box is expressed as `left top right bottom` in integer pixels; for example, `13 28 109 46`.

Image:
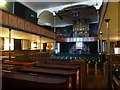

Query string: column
97 38 100 53
105 19 110 55
105 19 112 89
97 10 100 22
40 36 42 52
100 31 103 53
53 15 57 53
9 28 11 61
99 31 103 61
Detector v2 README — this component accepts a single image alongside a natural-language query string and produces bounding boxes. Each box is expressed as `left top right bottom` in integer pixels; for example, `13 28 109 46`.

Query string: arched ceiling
17 0 102 27
38 5 98 27
37 1 102 27
38 11 54 26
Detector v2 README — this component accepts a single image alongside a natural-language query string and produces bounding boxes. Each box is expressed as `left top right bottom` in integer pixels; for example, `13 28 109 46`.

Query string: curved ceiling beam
37 0 102 17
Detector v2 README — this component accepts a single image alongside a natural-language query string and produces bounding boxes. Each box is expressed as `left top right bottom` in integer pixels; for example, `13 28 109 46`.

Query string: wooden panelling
42 28 46 35
50 32 55 38
50 31 54 38
53 33 55 38
8 14 17 27
0 11 8 25
0 10 1 24
33 24 37 33
30 23 36 33
35 25 39 33
38 26 41 34
24 21 30 31
51 32 53 38
17 18 24 29
40 27 44 35
46 30 55 39
43 29 55 38
47 30 49 37
1 10 55 39
44 29 48 36
48 30 50 37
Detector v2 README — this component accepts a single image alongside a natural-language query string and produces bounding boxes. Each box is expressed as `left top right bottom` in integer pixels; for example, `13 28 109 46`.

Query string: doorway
14 39 22 50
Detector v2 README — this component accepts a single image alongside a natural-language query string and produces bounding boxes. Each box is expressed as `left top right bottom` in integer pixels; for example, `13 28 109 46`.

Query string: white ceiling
16 0 102 27
22 2 76 11
16 0 91 12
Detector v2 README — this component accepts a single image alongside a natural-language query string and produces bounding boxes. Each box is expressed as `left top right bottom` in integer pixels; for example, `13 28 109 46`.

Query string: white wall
22 39 31 50
114 48 120 54
4 37 14 50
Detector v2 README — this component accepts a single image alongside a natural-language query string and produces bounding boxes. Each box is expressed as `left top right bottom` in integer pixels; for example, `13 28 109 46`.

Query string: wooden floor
1 61 112 89
84 69 109 89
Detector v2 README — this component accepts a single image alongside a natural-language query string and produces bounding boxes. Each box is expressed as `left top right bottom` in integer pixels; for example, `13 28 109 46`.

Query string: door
14 39 21 50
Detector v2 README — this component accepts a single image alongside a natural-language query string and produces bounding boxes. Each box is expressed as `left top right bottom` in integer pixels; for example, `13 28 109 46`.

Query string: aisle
84 69 108 89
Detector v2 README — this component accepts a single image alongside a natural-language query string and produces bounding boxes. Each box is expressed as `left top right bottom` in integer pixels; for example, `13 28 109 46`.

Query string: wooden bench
18 67 76 89
3 61 34 71
35 63 81 89
44 59 87 88
2 71 69 89
112 71 120 90
3 61 34 67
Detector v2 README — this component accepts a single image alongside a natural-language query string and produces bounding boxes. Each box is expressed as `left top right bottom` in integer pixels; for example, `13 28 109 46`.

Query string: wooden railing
0 9 55 39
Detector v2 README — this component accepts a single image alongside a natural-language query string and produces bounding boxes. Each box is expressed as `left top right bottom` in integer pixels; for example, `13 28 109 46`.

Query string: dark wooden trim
0 24 55 40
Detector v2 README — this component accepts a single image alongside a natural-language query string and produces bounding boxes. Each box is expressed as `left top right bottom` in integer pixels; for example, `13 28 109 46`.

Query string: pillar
105 19 112 89
9 28 11 61
53 15 57 53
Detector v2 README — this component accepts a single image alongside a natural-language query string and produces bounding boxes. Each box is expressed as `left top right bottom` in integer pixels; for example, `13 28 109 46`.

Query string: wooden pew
3 61 34 67
35 63 79 70
2 71 69 89
2 61 34 72
34 63 81 89
112 71 120 90
44 59 87 88
18 67 76 90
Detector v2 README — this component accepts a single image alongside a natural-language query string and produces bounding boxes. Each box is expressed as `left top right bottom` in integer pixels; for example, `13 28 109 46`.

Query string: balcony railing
0 9 55 39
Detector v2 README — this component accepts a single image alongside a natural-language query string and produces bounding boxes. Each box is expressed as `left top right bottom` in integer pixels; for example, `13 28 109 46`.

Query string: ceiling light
31 14 34 18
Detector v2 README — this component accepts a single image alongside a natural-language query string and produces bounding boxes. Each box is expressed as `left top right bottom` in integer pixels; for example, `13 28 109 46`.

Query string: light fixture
0 0 6 6
31 14 34 18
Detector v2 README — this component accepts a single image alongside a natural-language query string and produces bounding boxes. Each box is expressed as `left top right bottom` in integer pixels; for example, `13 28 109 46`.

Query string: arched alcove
38 10 54 26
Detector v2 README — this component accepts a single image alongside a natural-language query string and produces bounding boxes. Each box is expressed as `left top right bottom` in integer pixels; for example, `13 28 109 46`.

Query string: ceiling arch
38 10 54 26
36 0 102 27
37 0 102 17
